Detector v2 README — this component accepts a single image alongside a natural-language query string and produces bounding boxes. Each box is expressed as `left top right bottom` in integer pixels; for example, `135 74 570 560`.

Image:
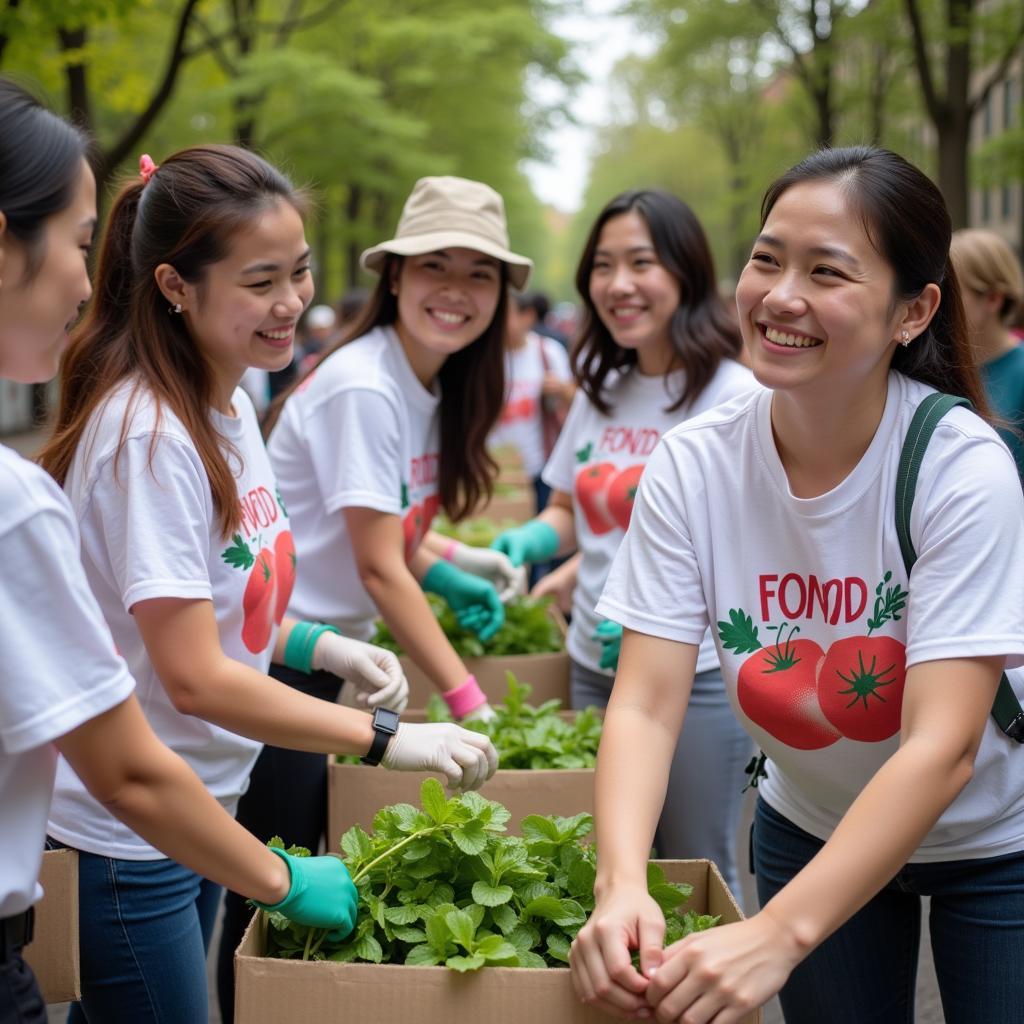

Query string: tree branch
751 0 813 87
0 0 21 67
99 0 204 183
904 0 943 124
968 11 1024 118
188 12 239 74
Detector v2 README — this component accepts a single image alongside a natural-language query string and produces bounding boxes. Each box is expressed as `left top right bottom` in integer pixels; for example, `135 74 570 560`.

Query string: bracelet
440 540 460 562
283 621 341 674
442 675 488 718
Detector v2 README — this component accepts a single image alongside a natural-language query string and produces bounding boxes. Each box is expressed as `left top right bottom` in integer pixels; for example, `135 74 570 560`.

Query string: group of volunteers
2 71 1023 1024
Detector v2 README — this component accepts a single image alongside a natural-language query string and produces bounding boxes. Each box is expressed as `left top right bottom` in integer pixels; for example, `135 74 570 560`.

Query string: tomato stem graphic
835 651 897 709
763 621 802 673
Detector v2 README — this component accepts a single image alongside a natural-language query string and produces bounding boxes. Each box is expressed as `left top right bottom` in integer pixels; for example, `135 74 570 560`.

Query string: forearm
364 557 467 692
761 737 975 954
535 501 576 556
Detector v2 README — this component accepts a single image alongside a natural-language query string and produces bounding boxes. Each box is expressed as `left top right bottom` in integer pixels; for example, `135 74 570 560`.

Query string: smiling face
392 247 502 380
735 180 908 403
0 159 96 383
171 199 313 406
588 210 681 371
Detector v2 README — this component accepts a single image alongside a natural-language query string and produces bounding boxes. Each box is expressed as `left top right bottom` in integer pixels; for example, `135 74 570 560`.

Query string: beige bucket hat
360 175 533 290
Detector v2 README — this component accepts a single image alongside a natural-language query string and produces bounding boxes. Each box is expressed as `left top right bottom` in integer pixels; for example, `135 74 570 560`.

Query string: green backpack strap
896 392 1024 743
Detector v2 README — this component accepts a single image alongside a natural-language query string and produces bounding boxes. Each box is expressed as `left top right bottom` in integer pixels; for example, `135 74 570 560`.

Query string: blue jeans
63 849 221 1024
752 797 1024 1023
0 952 45 1024
570 660 752 904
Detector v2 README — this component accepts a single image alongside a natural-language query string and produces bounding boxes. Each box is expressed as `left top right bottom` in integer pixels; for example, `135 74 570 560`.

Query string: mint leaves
371 595 565 659
263 780 717 969
428 673 602 770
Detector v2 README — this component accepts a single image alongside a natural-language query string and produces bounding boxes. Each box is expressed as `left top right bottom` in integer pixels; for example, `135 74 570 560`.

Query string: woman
215 174 530 1017
949 228 1024 480
571 148 1024 1024
0 80 358 1024
37 145 496 1022
492 189 757 898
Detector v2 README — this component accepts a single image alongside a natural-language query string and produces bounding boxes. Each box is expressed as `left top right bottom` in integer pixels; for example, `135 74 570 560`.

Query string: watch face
374 708 400 733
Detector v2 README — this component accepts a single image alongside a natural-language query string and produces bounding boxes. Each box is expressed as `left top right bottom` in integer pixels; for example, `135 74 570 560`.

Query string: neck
395 321 445 388
770 382 889 498
635 338 678 377
506 331 529 352
973 322 1016 365
210 368 239 416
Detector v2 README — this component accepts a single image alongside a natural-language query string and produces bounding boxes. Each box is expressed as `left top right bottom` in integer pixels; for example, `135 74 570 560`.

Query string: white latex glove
381 723 498 792
449 543 527 604
461 701 497 724
311 632 409 713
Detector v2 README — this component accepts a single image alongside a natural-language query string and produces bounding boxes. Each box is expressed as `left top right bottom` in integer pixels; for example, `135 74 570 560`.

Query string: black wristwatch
361 707 400 766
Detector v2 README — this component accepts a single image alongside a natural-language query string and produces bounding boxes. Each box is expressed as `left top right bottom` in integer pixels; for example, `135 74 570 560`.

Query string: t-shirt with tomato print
489 332 572 477
47 381 293 860
0 444 135 914
543 360 758 676
598 371 1024 862
268 325 441 641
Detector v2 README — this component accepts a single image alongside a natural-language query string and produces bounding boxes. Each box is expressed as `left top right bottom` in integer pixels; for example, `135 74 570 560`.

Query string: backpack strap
896 393 1024 742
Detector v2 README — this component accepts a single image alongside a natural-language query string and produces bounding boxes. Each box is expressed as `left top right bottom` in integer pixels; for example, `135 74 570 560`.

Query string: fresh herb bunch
371 595 564 659
427 673 602 770
263 779 718 970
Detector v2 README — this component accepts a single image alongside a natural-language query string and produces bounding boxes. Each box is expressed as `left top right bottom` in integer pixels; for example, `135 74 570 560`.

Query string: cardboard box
234 860 761 1023
476 490 536 523
401 606 569 709
24 849 80 1003
327 714 595 852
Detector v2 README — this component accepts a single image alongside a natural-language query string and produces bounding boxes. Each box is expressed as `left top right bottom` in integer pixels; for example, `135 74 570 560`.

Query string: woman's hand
642 911 801 1023
312 632 409 713
448 542 527 603
380 722 498 791
530 552 578 616
569 885 665 1020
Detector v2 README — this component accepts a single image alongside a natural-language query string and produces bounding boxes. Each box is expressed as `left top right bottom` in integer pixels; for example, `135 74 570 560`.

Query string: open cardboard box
24 848 80 1003
401 605 569 709
327 708 595 852
234 859 761 1023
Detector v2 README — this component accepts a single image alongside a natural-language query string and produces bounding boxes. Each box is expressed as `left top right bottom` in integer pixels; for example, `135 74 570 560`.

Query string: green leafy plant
371 595 564 659
262 780 718 970
432 515 521 549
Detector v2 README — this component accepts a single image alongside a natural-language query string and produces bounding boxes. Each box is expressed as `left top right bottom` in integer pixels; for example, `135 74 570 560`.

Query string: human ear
896 282 941 345
153 263 190 311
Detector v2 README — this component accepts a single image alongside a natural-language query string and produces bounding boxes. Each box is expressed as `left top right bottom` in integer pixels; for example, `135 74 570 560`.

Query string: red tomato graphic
242 547 276 653
817 636 906 742
402 504 425 562
273 531 296 625
422 493 440 531
606 464 644 530
737 627 838 750
574 461 617 534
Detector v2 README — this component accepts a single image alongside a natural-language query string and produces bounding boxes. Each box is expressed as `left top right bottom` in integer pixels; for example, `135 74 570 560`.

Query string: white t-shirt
0 445 134 913
489 333 572 477
48 382 292 859
598 371 1024 861
268 325 441 640
544 360 758 675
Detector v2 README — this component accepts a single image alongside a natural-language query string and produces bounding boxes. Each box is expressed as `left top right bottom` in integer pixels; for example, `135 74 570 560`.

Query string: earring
169 302 183 314
900 329 910 347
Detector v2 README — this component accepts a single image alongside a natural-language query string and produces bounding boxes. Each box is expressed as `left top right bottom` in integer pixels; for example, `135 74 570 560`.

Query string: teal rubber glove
592 619 623 672
490 519 559 567
422 560 505 642
256 847 358 938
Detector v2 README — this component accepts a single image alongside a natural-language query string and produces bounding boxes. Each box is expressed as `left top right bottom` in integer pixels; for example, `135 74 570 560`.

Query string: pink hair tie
139 154 159 184
441 540 459 562
442 675 488 718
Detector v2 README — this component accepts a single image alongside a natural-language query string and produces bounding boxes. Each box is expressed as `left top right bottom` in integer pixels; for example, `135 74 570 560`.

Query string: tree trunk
345 184 363 287
58 27 93 133
939 0 973 228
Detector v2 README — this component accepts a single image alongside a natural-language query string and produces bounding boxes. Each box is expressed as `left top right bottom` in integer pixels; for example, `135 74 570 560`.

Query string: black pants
215 664 341 1024
0 951 45 1024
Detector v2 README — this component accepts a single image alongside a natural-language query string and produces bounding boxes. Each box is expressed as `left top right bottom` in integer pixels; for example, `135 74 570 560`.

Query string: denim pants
63 848 221 1023
570 659 753 904
752 797 1024 1023
0 950 45 1024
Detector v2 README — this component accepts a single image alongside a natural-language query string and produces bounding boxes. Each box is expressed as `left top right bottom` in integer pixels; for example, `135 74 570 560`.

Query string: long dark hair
38 145 308 537
760 146 988 413
0 77 89 279
265 253 508 521
573 188 742 415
